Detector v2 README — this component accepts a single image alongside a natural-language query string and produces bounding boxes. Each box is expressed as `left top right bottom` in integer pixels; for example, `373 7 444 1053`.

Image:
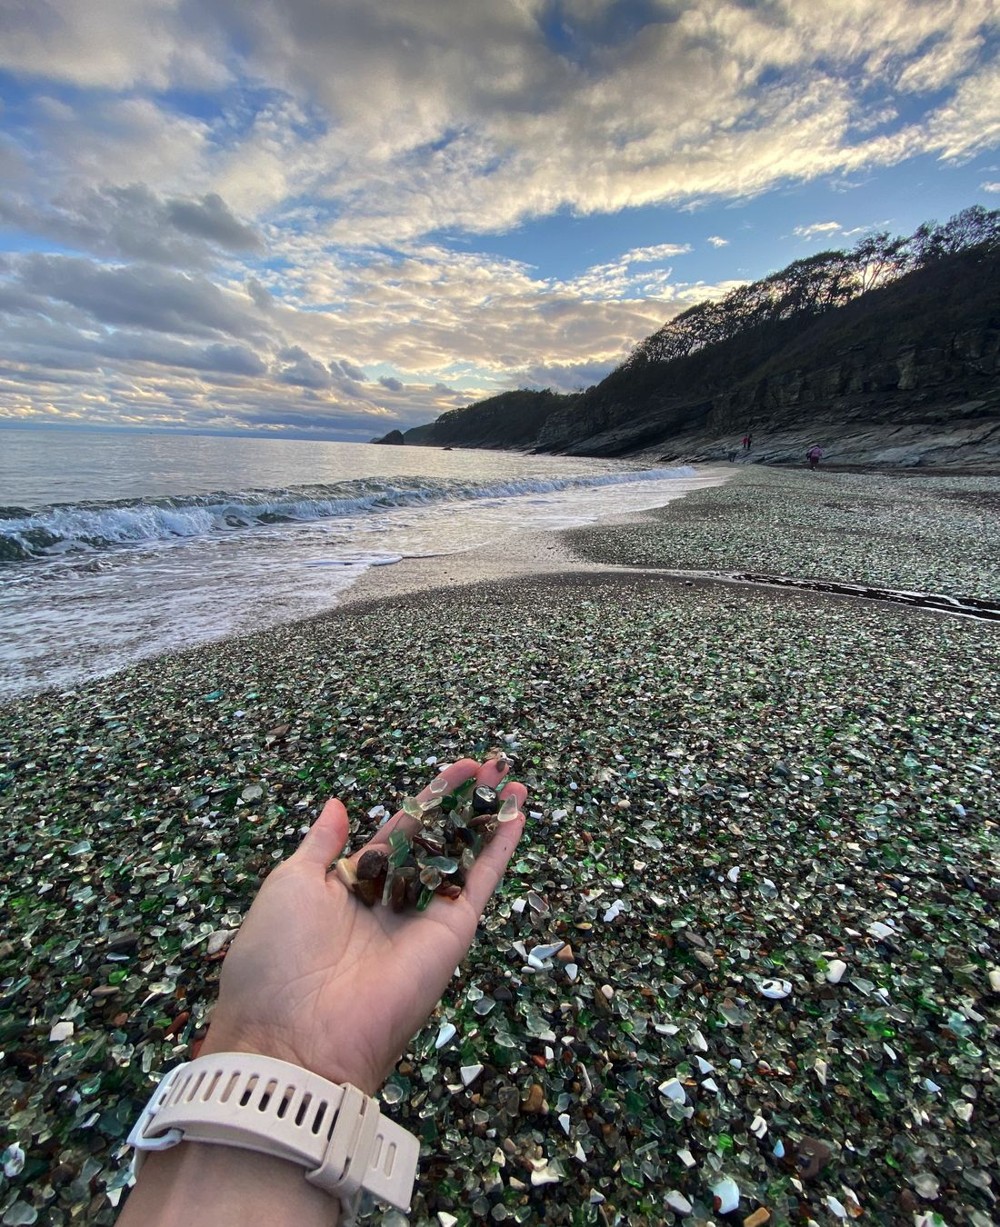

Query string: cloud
246 277 275 309
925 59 1000 162
0 0 230 91
0 1 997 437
334 357 366 381
4 4 995 236
101 334 267 376
0 184 261 267
275 345 334 388
164 193 262 251
623 243 692 263
18 254 266 340
793 221 844 241
982 181 1000 193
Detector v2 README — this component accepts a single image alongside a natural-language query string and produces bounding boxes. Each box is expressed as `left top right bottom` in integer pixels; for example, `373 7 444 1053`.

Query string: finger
292 798 350 872
357 757 482 852
473 751 513 795
458 783 527 916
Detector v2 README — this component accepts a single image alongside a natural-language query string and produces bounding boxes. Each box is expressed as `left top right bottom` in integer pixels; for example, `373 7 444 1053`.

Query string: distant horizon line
0 420 397 444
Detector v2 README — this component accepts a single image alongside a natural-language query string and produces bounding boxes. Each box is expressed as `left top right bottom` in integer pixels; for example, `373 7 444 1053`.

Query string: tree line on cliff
623 205 999 373
384 205 1000 452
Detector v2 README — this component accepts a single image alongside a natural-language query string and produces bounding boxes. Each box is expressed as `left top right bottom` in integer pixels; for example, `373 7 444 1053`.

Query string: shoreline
307 465 735 618
0 465 733 707
1 467 998 1226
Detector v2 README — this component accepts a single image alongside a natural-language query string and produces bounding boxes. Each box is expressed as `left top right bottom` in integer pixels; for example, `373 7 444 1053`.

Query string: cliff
405 230 1000 470
402 388 575 450
535 245 1000 466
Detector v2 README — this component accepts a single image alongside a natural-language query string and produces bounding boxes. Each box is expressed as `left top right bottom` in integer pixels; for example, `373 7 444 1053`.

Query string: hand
200 756 526 1094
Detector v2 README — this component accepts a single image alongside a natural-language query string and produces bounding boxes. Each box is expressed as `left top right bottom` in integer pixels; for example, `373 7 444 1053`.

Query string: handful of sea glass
334 776 521 912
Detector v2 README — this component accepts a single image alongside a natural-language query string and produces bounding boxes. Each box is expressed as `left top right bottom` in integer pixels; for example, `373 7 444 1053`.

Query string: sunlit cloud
793 221 844 241
0 0 997 437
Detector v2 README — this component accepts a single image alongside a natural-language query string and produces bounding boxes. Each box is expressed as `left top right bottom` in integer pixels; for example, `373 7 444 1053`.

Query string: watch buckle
127 1062 188 1153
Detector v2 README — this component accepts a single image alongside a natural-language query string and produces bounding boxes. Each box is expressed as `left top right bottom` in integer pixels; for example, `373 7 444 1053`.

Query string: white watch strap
127 1053 419 1213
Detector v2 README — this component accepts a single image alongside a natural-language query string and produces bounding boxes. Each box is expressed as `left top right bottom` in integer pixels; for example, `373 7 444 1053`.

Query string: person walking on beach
806 444 823 470
741 433 751 451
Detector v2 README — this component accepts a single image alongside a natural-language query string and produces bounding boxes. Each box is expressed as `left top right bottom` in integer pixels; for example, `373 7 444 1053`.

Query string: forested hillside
388 206 1000 467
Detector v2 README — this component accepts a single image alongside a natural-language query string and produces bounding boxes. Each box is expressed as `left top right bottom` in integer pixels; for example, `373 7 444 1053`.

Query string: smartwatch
128 1053 419 1218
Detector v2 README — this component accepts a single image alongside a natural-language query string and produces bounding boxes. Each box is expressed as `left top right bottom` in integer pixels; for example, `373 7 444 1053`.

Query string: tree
911 205 1000 265
850 231 912 292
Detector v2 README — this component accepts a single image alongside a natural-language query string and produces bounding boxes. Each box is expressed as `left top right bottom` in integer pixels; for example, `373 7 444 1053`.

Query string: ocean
0 426 714 700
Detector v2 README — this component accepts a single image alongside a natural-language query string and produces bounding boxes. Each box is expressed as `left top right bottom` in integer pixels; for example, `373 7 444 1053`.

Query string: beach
1 467 998 1226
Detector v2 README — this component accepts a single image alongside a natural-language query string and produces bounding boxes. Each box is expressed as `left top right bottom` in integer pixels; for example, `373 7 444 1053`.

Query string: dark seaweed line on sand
641 570 1000 622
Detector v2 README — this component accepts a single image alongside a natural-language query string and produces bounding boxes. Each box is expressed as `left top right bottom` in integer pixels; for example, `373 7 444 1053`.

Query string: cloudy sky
1 0 998 441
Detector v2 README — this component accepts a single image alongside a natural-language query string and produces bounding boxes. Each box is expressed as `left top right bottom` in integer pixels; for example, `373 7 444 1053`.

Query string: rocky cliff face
536 252 1000 466
708 327 999 428
414 246 1000 468
535 328 1000 468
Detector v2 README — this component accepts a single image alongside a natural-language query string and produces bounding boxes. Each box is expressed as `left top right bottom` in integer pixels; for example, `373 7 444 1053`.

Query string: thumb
292 798 350 871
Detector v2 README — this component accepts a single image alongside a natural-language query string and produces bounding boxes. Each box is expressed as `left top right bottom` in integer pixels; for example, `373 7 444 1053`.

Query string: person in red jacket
806 444 823 470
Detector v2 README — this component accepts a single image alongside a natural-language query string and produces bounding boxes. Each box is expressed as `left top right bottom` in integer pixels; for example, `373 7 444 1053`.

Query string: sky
0 1 998 443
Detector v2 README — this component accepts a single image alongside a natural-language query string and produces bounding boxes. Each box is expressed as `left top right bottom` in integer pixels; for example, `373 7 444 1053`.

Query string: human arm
118 755 526 1225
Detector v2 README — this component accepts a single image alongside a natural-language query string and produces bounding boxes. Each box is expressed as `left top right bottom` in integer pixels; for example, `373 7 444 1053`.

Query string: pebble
206 928 237 956
599 984 614 1000
527 942 567 963
48 1021 74 1043
530 1161 561 1187
2 1144 26 1178
105 931 140 953
913 1172 939 1200
460 1064 483 1087
711 1176 740 1213
795 1137 832 1180
825 959 847 983
435 1022 456 1049
658 1078 686 1104
743 1210 771 1227
523 1084 546 1114
664 1191 693 1214
1 1203 38 1226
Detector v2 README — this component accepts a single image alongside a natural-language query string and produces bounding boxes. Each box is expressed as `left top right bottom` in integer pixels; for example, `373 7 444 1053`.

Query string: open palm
201 756 526 1094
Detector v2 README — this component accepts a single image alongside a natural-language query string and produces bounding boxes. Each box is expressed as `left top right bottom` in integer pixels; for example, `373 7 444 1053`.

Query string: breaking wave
0 467 695 563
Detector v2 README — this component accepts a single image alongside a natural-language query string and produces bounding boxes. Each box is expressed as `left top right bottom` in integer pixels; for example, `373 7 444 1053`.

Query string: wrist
121 1138 337 1227
200 1017 381 1097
